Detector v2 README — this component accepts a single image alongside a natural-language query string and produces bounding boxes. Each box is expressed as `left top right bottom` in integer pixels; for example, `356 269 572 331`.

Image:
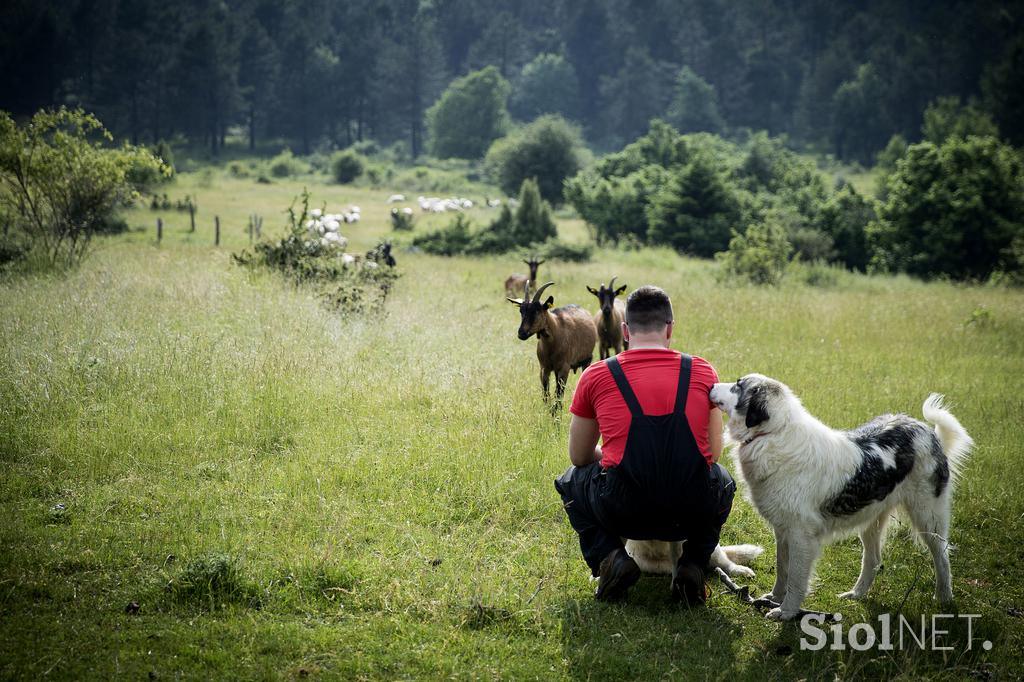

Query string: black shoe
594 549 641 601
671 560 708 607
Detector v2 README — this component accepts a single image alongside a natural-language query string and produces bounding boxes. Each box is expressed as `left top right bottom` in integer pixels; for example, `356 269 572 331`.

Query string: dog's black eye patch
744 385 770 428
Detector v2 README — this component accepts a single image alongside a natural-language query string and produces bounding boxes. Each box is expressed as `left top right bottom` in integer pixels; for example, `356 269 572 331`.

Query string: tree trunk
249 102 256 151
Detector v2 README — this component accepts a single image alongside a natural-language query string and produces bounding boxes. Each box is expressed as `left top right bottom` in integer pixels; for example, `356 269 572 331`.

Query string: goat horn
608 276 617 291
532 281 555 303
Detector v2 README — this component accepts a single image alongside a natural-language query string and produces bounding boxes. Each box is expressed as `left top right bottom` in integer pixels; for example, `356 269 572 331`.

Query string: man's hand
568 415 602 467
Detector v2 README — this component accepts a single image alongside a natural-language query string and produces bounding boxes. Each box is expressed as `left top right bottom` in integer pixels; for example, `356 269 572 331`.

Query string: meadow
1 166 1023 680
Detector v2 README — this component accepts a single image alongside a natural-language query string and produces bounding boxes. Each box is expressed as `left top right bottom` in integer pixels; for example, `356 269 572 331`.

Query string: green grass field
2 167 1023 680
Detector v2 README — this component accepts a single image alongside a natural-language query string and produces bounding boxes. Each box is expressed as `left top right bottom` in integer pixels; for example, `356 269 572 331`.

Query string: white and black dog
710 374 973 621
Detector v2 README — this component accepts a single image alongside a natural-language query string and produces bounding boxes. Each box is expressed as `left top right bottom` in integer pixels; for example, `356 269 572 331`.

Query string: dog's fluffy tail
923 393 973 485
720 544 764 565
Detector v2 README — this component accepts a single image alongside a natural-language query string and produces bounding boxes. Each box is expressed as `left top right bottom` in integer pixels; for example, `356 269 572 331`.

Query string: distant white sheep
387 194 406 204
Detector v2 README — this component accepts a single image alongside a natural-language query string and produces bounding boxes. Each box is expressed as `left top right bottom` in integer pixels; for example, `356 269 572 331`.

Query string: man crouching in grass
555 285 735 604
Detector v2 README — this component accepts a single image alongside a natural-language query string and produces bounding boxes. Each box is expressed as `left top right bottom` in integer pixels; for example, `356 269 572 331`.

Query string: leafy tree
818 185 875 271
869 136 1024 280
0 108 165 267
238 17 279 152
982 35 1024 147
831 63 893 164
373 8 446 159
665 66 724 134
427 66 510 160
599 47 674 145
510 53 579 121
484 114 585 203
465 10 529 79
647 153 739 256
565 165 671 244
921 96 998 144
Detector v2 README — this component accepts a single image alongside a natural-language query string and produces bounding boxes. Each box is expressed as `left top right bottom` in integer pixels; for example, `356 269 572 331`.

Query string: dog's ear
745 386 770 428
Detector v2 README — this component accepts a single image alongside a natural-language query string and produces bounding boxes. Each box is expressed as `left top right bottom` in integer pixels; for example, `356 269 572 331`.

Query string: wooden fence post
189 201 196 233
157 217 163 243
248 216 253 244
215 216 220 247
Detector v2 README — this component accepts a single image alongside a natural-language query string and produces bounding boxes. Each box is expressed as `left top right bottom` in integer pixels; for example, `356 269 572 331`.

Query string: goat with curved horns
587 276 628 359
504 256 544 298
508 281 597 408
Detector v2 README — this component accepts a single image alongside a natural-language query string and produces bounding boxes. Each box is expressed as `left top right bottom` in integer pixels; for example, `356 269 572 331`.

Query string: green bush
716 219 792 286
413 214 474 256
390 209 414 231
268 149 306 178
233 190 399 314
869 136 1024 280
0 107 167 268
484 114 585 204
227 161 250 178
330 150 365 184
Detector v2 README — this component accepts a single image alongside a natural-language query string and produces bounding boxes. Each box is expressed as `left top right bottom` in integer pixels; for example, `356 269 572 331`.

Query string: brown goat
508 281 597 406
504 256 544 297
587 276 629 359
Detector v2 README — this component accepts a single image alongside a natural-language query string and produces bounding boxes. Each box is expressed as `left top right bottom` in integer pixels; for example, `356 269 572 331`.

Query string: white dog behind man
710 375 973 621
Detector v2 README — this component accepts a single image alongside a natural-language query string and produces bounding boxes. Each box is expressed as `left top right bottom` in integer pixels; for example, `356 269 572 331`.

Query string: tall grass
1 171 1023 679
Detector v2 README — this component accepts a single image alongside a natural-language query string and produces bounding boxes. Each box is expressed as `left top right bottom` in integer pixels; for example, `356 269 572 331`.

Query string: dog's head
710 374 793 438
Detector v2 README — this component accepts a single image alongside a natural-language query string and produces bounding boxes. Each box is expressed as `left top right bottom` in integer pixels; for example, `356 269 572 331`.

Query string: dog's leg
761 527 789 605
906 499 954 604
710 545 755 579
767 531 820 621
840 512 889 600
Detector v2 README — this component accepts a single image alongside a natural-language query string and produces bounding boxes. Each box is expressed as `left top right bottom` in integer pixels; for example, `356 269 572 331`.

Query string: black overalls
555 354 736 576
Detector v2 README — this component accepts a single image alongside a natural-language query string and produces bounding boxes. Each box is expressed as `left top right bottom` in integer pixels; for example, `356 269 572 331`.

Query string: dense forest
2 0 1022 162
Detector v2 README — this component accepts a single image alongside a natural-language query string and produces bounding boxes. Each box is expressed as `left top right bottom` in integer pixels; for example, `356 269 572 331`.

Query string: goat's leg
554 370 569 407
540 368 550 402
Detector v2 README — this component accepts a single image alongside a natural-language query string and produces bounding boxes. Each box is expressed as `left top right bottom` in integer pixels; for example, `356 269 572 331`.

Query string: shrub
330 150 365 184
227 161 250 178
268 148 306 178
233 190 399 314
716 219 792 286
390 209 414 231
484 115 585 203
413 214 475 256
869 136 1024 280
0 107 167 268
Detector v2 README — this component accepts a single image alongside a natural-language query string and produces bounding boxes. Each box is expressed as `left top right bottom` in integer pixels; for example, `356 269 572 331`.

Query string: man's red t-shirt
569 348 719 468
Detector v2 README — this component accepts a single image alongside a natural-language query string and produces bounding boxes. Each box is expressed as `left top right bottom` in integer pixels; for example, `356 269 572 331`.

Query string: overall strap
605 357 644 417
673 354 693 418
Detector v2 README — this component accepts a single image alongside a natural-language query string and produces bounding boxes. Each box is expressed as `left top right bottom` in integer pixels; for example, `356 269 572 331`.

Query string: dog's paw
838 589 865 600
765 607 800 622
758 592 782 604
729 565 756 579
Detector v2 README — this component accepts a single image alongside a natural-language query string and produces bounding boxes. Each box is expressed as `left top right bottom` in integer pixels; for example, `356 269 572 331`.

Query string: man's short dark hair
625 285 673 333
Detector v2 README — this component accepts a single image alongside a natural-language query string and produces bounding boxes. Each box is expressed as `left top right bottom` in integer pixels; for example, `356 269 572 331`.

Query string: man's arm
708 407 724 464
568 414 602 467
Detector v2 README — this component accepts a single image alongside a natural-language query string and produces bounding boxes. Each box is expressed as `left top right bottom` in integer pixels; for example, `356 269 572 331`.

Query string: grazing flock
505 260 628 407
